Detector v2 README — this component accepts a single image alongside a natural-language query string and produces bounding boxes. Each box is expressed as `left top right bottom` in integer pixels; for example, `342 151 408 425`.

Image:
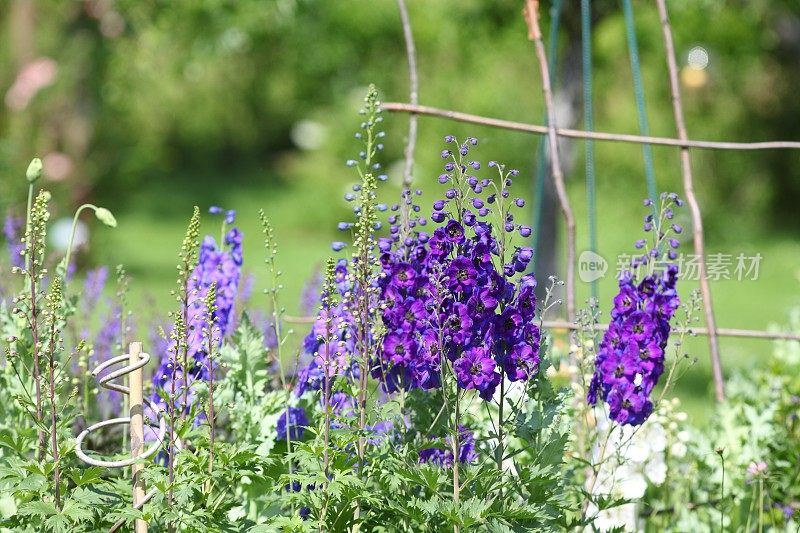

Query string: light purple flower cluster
372 137 541 400
276 406 309 441
150 209 243 417
82 266 109 314
92 306 123 417
418 426 478 467
3 213 24 269
588 194 683 426
295 259 361 399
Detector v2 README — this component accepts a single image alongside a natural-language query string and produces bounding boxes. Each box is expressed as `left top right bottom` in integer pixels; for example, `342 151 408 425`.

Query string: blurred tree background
1 0 798 413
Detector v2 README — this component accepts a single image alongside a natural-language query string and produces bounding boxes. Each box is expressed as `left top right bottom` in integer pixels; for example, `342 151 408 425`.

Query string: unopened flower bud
26 158 43 183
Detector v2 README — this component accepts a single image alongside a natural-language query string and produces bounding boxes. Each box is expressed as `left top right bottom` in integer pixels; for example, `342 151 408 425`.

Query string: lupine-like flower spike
587 194 683 425
371 137 540 398
149 207 242 425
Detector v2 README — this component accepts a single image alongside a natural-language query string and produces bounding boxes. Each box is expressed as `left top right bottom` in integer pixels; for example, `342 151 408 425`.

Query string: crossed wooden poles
388 0 800 402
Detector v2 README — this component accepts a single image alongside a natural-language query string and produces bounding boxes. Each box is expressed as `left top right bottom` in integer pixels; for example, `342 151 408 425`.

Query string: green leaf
68 467 103 488
18 500 57 518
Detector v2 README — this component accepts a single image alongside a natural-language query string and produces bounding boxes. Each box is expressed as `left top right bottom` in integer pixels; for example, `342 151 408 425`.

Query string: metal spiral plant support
76 342 166 533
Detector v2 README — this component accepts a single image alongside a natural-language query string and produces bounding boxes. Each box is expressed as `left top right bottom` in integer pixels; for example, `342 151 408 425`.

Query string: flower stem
24 183 33 272
60 204 96 278
27 208 45 462
47 316 61 510
452 387 460 533
758 477 764 533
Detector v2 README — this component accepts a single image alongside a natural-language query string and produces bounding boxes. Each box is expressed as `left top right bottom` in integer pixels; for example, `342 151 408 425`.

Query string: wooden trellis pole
381 103 800 152
129 341 148 533
655 0 724 402
524 0 577 325
396 0 418 193
542 320 800 342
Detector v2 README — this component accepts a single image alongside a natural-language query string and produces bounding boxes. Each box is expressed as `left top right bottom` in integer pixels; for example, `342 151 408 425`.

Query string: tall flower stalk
259 210 295 487
320 259 338 479
373 136 539 525
347 88 383 514
318 258 339 528
203 281 219 491
166 206 201 516
44 276 64 510
16 188 50 461
587 194 684 426
149 205 241 514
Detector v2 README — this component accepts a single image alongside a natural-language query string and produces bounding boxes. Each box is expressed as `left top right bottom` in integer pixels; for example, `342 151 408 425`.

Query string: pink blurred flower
43 152 74 182
5 58 58 111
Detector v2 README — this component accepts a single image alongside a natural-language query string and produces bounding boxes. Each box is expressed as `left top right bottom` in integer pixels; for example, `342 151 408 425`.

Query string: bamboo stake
382 102 800 152
396 0 418 192
541 320 800 342
524 0 577 324
129 342 147 533
655 0 724 402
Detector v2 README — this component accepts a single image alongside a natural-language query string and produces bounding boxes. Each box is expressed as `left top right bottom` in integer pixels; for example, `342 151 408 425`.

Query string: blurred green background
1 0 799 418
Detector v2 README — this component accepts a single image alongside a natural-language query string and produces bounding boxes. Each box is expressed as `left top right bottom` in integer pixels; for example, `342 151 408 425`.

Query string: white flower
617 464 648 499
644 457 667 485
590 502 640 532
671 441 687 458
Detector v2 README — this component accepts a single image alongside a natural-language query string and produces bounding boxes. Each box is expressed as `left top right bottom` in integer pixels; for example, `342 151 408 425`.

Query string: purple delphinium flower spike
588 195 684 426
148 225 243 421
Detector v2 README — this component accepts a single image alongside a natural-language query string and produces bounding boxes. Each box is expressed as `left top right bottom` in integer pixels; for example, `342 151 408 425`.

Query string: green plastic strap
582 0 598 300
622 0 658 211
532 0 563 266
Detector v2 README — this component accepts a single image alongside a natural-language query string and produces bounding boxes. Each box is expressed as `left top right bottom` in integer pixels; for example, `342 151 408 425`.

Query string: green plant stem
758 477 764 533
583 426 613 519
28 221 45 462
207 324 216 494
745 481 756 533
24 183 33 272
452 387 460 533
497 375 504 478
320 311 332 531
61 204 96 277
47 319 61 511
168 345 177 528
719 453 725 533
323 320 332 479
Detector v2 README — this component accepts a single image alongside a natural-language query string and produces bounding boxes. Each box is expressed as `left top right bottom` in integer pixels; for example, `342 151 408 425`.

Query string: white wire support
75 349 166 517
